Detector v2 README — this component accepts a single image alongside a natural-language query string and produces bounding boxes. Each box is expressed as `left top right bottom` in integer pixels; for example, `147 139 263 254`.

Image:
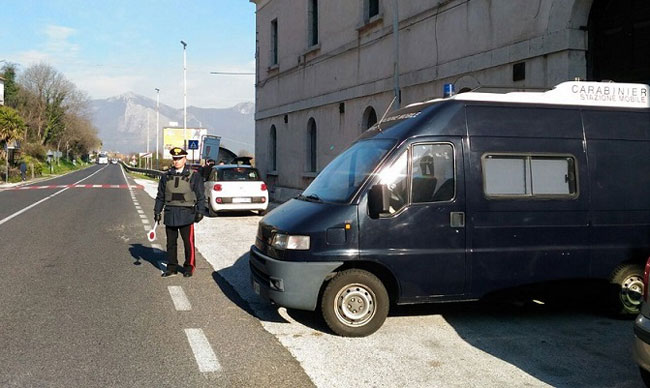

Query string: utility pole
155 88 160 170
146 111 150 169
181 40 188 150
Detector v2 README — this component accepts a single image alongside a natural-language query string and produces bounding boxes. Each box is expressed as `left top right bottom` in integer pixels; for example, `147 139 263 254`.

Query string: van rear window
482 154 577 198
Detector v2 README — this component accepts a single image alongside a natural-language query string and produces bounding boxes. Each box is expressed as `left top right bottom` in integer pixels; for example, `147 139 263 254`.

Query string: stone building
250 0 650 201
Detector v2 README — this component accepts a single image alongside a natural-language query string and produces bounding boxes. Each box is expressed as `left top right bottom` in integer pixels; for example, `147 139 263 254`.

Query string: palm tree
0 106 27 159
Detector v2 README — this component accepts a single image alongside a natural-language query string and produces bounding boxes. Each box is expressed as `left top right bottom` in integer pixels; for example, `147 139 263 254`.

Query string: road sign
188 140 199 150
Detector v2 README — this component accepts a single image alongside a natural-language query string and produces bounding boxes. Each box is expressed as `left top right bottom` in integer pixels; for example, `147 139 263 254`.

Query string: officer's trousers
165 224 195 273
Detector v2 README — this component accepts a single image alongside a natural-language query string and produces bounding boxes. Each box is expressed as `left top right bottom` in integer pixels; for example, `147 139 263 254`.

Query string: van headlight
271 233 310 250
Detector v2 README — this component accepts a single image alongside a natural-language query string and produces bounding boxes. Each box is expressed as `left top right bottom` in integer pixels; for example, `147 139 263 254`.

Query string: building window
307 118 317 172
270 125 277 171
362 106 377 131
308 0 319 47
482 154 577 198
270 19 278 66
366 0 379 21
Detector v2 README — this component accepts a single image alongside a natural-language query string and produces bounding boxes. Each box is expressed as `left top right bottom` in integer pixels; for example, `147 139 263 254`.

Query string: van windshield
301 139 395 203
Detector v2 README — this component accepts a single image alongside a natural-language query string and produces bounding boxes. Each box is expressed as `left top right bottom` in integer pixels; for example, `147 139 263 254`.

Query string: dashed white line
0 166 107 227
168 286 192 311
184 329 221 373
137 209 145 214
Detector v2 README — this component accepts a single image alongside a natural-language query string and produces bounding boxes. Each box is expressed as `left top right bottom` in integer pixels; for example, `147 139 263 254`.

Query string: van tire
321 269 389 337
609 263 644 316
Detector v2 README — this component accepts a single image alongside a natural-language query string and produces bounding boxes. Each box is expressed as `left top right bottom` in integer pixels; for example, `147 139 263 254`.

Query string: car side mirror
368 184 390 218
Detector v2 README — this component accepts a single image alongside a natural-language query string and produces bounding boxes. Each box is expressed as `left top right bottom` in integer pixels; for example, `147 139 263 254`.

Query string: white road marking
92 184 102 188
168 286 192 311
142 220 150 225
184 329 221 373
137 209 144 214
144 225 150 231
139 214 147 219
0 166 107 227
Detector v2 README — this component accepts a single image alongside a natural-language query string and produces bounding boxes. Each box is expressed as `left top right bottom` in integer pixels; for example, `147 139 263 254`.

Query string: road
0 164 644 387
0 164 312 387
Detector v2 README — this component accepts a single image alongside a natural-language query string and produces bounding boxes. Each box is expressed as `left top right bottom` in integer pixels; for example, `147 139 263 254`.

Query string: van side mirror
368 184 390 218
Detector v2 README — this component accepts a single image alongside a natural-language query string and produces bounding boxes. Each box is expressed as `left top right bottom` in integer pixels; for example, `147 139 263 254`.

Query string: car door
358 138 467 301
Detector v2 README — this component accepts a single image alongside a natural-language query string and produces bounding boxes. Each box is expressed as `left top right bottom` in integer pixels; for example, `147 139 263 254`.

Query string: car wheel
640 367 650 387
256 209 267 216
320 269 389 337
609 263 644 316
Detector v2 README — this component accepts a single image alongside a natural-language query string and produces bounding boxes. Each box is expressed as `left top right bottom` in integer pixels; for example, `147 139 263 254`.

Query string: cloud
43 24 79 55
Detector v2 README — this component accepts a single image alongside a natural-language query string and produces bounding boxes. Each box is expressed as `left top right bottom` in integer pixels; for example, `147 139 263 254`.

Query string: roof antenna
377 96 397 132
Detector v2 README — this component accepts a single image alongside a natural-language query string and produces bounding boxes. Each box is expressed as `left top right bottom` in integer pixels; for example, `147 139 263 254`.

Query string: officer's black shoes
183 271 193 278
161 270 178 278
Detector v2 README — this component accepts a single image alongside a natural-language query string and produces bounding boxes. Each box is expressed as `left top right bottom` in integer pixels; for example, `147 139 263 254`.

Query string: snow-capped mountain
90 93 254 155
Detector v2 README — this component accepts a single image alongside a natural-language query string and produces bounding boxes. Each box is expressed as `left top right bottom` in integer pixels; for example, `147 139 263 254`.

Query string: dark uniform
154 148 207 277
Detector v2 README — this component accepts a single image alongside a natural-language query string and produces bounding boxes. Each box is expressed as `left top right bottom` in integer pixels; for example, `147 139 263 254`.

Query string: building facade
250 0 650 201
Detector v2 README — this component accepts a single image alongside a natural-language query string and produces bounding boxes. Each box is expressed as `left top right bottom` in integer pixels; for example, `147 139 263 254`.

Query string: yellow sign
162 127 207 160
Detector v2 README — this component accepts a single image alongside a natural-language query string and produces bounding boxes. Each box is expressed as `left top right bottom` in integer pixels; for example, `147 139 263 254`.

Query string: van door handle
450 212 465 228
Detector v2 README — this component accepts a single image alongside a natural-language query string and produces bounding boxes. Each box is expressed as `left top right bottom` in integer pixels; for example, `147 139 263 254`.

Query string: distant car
204 165 269 216
110 159 118 165
633 257 650 386
97 153 109 165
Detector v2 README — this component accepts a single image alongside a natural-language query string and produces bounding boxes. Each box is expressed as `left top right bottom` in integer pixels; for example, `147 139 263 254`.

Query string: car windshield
301 139 395 203
217 167 260 181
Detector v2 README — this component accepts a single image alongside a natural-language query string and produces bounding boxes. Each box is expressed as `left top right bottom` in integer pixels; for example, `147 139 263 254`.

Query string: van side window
482 154 577 198
411 144 454 202
379 150 408 214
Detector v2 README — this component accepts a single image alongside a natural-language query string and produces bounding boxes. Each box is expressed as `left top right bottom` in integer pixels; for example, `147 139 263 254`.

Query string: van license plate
253 281 260 295
233 197 252 203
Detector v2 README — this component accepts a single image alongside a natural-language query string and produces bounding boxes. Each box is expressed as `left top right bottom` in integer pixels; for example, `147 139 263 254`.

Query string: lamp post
155 88 160 170
180 40 187 149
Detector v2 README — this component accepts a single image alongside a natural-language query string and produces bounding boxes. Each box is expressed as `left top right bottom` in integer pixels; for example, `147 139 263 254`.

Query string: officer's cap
170 147 188 158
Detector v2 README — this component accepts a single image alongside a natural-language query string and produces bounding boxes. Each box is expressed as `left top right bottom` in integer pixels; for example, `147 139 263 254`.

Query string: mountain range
89 93 255 155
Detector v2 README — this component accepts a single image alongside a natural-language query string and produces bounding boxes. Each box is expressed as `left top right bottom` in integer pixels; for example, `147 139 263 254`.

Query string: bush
22 143 46 160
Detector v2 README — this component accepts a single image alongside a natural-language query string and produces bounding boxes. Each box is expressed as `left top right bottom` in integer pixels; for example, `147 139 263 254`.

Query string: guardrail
120 161 163 179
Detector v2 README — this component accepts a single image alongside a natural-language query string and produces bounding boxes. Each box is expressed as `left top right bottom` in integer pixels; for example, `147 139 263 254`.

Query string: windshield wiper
296 193 322 202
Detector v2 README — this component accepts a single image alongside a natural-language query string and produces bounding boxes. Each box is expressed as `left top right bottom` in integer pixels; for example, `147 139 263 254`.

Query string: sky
1 0 257 109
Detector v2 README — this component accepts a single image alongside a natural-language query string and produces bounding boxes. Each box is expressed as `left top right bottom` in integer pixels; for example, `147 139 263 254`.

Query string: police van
250 81 650 337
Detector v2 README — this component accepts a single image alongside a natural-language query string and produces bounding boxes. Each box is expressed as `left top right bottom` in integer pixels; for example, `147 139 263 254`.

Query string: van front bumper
249 245 342 311
633 303 650 372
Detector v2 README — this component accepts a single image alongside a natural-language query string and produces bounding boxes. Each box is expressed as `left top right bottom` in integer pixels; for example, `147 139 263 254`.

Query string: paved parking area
138 178 642 388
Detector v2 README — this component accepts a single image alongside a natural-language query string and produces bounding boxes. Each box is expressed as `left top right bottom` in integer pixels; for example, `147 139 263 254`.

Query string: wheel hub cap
335 284 376 327
621 275 644 308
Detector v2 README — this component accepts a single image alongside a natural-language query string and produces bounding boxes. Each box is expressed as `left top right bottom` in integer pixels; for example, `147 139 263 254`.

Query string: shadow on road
212 252 641 386
128 243 164 271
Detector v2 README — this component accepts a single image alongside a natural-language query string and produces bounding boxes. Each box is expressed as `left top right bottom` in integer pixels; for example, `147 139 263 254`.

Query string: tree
1 63 20 108
0 106 27 160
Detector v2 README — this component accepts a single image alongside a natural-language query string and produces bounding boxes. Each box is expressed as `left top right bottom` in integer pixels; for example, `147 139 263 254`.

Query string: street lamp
180 40 187 150
155 88 160 170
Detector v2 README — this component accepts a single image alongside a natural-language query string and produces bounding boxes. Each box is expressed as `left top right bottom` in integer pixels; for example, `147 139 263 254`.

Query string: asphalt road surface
0 164 313 387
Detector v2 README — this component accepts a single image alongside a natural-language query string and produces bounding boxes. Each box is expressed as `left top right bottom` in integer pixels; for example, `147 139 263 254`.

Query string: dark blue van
250 81 650 336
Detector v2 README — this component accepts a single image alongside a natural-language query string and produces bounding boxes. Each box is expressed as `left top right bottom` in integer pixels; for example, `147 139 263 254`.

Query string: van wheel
321 269 389 337
609 263 644 316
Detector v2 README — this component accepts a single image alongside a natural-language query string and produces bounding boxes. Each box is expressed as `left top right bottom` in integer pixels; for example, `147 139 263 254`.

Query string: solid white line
0 166 106 227
168 286 192 311
184 329 221 373
119 164 132 190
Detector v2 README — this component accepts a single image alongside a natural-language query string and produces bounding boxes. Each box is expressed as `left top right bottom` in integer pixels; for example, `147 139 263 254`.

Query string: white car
204 165 269 216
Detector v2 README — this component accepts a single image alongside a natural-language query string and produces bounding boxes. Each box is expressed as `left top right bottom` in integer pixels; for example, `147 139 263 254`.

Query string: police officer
154 147 207 278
